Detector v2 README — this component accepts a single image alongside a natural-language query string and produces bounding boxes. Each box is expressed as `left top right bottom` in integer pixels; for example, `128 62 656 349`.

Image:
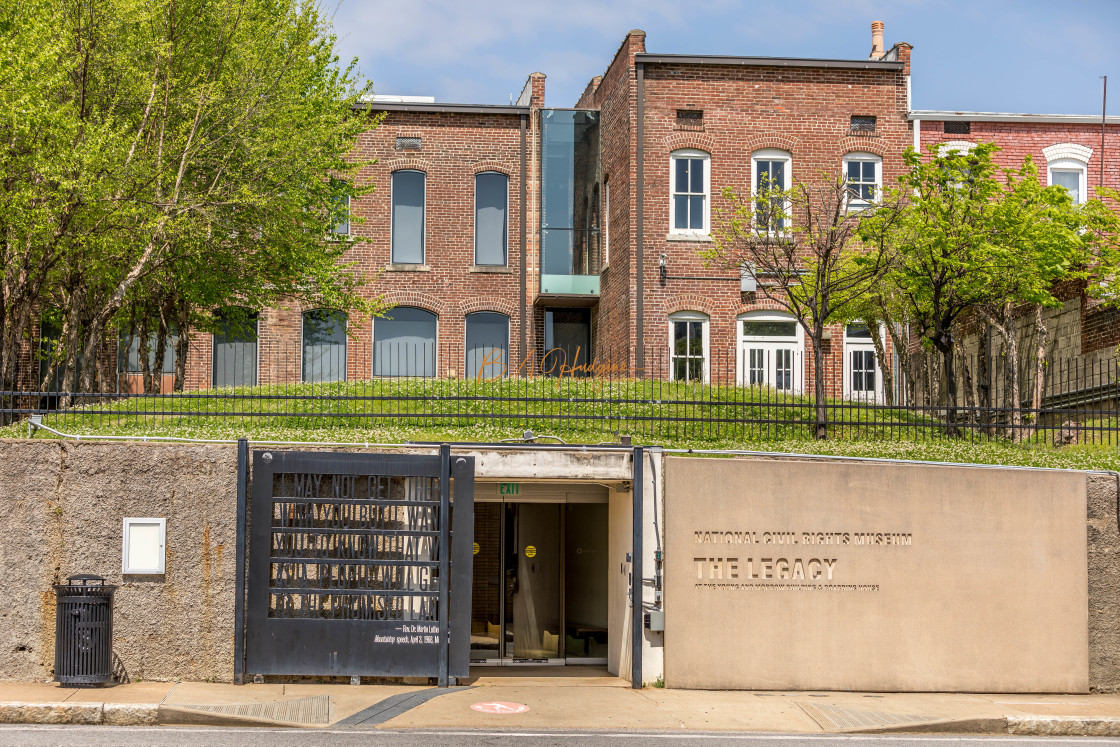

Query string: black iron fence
2 342 1118 446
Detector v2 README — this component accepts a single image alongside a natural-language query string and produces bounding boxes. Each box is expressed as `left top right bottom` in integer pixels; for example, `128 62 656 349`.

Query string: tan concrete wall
664 456 1090 692
0 441 238 682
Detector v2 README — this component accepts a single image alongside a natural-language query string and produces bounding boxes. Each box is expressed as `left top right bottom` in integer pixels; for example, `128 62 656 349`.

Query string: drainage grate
183 694 332 725
798 702 932 731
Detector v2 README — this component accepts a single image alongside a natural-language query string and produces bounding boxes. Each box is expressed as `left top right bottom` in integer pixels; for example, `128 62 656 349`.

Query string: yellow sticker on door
524 545 537 558
473 542 480 555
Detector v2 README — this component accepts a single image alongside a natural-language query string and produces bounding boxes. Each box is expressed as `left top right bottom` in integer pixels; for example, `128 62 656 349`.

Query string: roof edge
911 109 1120 125
354 102 530 115
635 53 904 72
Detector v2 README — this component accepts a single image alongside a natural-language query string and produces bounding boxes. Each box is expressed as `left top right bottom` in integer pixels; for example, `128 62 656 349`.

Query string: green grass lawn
3 377 1118 471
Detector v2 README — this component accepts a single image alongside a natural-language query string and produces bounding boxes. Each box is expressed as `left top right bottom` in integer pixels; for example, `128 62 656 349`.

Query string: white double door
738 341 803 393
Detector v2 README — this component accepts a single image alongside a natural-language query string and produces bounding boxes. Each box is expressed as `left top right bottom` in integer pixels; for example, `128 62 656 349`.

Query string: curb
1008 716 1120 737
157 705 305 729
0 702 159 726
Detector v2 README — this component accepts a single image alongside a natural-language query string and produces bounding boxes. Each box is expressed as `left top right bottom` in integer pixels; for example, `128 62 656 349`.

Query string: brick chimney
869 20 885 59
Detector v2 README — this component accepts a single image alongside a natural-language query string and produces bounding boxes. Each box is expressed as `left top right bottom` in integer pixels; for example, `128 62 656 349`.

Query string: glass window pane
373 306 436 377
213 310 258 388
466 312 509 379
674 195 688 230
862 161 876 180
770 160 784 189
123 332 177 374
1052 169 1080 204
391 171 425 264
689 195 704 229
302 310 347 383
688 322 702 355
847 161 861 180
846 324 872 338
475 173 508 265
742 320 797 338
689 158 704 193
756 161 769 188
675 158 688 193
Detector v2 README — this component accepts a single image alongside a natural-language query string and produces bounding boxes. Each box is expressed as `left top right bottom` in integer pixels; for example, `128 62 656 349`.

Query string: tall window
670 150 710 234
669 311 708 383
466 312 509 379
752 149 791 231
842 153 881 210
1043 143 1092 205
330 178 350 236
121 330 177 374
212 309 258 388
843 323 880 401
391 170 425 264
603 180 610 264
302 310 347 383
373 306 437 377
475 172 508 265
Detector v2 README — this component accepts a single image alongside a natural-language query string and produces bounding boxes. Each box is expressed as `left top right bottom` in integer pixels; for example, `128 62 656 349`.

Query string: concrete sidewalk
4 668 1120 735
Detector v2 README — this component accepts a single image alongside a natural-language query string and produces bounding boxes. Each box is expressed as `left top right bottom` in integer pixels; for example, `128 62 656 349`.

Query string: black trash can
53 574 117 685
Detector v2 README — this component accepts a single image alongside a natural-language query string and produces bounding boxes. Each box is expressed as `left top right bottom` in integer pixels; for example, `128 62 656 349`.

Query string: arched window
751 149 792 230
373 306 437 377
842 152 882 210
475 172 508 265
466 312 509 379
302 310 347 383
391 170 426 264
1043 143 1093 205
212 308 258 388
737 311 803 392
668 311 709 383
669 149 710 235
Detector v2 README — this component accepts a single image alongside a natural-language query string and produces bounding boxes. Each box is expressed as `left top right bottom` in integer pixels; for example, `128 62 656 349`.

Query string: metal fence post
632 445 644 689
234 437 248 685
438 442 451 687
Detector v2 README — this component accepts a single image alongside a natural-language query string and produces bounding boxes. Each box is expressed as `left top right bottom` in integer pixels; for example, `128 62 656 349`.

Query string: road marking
471 701 530 714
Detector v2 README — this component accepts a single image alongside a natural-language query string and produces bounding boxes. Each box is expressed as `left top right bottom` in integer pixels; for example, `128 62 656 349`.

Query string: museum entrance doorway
470 483 608 666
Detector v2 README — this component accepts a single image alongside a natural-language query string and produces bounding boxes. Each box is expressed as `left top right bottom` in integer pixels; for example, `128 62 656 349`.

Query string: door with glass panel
844 324 881 401
737 316 803 393
469 499 607 665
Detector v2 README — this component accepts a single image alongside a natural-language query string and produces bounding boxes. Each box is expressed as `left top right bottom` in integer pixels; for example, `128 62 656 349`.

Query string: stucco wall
1089 472 1120 691
0 440 238 682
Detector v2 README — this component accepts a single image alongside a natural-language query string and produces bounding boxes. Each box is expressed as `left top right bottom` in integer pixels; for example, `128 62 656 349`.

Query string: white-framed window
669 149 710 235
1047 160 1089 204
842 152 882 210
1043 143 1092 206
751 149 792 231
475 172 508 265
668 311 709 383
122 518 166 575
842 322 884 402
330 178 351 237
736 311 803 393
391 170 426 264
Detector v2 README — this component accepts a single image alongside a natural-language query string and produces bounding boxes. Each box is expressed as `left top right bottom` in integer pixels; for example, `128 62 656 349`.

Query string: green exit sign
499 482 520 495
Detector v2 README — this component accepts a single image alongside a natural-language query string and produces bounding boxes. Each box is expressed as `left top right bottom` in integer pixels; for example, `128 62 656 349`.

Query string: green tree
863 142 1087 435
1 0 382 401
710 172 899 439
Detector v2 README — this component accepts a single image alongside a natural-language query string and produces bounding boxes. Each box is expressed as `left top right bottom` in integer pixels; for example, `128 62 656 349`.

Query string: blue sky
330 0 1118 115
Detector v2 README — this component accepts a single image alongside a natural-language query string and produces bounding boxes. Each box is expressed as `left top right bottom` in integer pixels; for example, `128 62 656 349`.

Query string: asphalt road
3 728 1120 747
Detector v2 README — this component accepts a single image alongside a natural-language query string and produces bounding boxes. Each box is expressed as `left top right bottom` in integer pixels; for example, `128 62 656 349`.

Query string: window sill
470 265 514 274
666 233 712 243
385 263 431 272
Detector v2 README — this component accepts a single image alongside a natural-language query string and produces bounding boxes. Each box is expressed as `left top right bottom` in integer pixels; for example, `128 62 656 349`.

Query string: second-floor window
843 152 881 210
391 170 425 264
670 150 710 235
752 149 791 231
475 172 508 265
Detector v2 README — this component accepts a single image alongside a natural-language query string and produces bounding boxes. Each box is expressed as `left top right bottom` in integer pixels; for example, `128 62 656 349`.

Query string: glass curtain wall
540 109 601 295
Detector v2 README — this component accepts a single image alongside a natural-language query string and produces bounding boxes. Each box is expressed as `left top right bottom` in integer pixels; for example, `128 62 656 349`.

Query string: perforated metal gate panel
245 450 473 678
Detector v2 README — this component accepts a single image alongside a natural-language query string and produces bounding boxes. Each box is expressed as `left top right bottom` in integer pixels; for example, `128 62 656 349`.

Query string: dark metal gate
244 447 474 683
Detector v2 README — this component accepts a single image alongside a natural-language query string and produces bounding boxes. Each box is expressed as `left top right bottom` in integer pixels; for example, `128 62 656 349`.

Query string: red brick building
95 25 931 403
910 109 1120 369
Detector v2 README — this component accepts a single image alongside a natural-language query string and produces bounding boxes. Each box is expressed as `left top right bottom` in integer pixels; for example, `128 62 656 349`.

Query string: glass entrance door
470 500 606 665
